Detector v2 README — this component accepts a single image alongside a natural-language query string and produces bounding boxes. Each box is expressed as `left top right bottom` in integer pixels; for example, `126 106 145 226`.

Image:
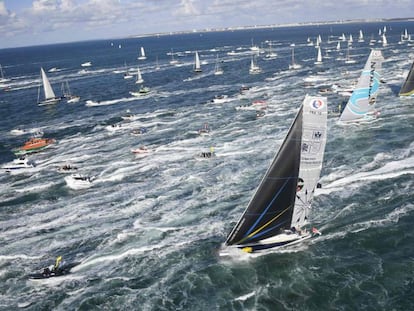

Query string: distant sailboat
344 43 356 64
214 55 224 75
194 51 202 73
37 67 62 106
358 30 364 42
61 81 80 103
249 55 262 74
336 41 341 51
339 49 384 122
0 64 11 83
314 46 323 65
399 61 414 97
265 42 278 59
382 33 388 47
155 56 160 70
169 49 180 65
138 46 147 60
221 95 327 254
289 44 301 70
135 67 144 84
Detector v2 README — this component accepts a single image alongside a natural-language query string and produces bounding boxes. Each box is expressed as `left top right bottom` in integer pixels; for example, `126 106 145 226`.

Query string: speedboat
13 137 55 156
211 95 229 104
10 128 27 135
65 174 94 190
1 157 35 172
85 100 101 107
106 124 122 132
121 113 138 121
66 95 80 103
131 146 150 156
129 85 150 97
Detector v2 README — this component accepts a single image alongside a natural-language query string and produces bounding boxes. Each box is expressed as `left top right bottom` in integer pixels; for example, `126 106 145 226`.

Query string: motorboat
64 174 94 190
130 127 148 136
1 157 35 172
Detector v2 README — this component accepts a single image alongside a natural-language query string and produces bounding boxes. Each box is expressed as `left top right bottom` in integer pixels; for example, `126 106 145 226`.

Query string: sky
0 0 413 48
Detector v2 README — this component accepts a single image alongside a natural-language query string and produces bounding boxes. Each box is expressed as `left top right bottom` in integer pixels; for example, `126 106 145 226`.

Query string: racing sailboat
222 95 327 254
339 49 384 122
399 61 414 97
37 67 62 106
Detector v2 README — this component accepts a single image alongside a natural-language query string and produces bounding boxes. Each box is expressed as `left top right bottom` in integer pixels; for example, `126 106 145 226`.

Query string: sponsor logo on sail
310 99 324 110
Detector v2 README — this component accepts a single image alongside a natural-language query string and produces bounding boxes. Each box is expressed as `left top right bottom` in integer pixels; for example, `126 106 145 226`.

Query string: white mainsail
41 67 56 100
358 30 364 42
291 95 327 229
138 47 147 60
38 67 61 105
194 51 202 72
314 46 322 65
382 34 388 47
339 49 384 122
135 67 144 84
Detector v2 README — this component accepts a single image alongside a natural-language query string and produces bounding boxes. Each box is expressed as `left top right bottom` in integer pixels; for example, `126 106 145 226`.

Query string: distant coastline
129 17 414 39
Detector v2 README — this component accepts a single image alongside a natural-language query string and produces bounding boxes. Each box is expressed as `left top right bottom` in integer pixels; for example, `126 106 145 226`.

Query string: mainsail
291 97 328 229
225 95 327 252
41 67 56 100
38 67 61 105
339 49 384 122
399 61 414 96
138 47 147 60
194 51 202 72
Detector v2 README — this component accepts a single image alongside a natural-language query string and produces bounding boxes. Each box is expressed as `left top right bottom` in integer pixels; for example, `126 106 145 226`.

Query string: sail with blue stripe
339 49 384 122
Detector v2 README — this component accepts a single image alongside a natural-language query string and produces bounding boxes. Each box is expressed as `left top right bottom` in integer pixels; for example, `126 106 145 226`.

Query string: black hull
28 262 80 279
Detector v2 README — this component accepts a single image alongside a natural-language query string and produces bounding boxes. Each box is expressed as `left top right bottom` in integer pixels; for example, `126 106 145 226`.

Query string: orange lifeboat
13 137 55 155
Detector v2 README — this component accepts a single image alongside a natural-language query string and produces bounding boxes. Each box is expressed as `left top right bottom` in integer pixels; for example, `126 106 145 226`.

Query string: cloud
0 1 27 37
1 0 414 48
174 0 199 16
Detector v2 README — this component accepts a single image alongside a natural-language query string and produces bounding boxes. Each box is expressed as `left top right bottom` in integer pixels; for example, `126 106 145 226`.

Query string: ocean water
0 20 414 310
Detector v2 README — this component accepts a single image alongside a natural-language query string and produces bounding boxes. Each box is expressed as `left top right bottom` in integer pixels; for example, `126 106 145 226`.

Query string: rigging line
295 188 311 208
244 178 291 237
237 205 292 245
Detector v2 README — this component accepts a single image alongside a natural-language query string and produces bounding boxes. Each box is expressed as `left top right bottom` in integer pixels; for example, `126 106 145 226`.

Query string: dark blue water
0 20 413 310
